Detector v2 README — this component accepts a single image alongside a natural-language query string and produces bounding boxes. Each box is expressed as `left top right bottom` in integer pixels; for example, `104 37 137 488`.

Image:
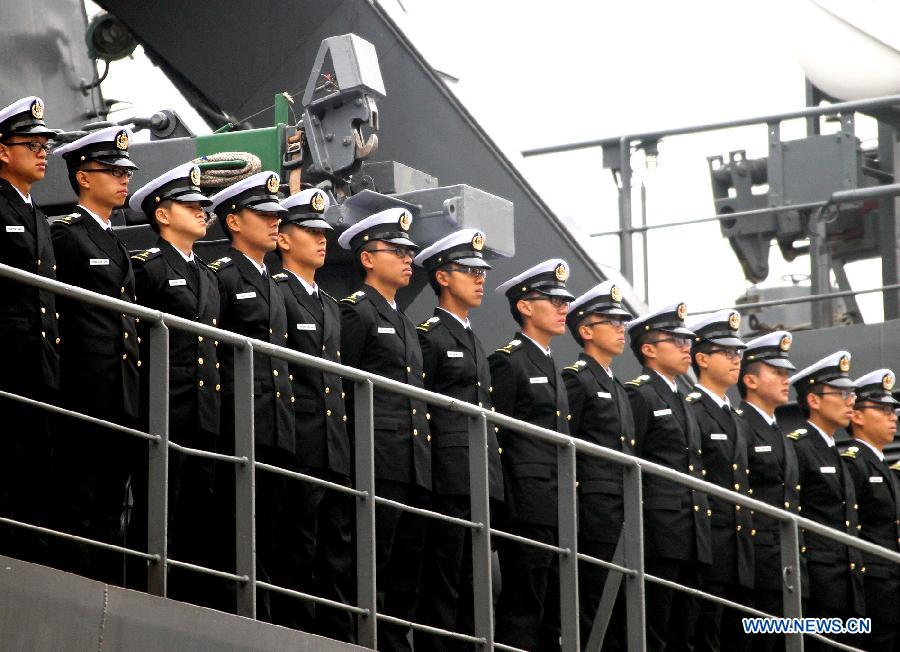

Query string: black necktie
186 259 200 286
310 290 324 320
465 327 477 351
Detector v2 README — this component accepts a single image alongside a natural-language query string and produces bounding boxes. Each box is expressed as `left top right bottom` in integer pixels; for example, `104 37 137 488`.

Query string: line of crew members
2 96 900 652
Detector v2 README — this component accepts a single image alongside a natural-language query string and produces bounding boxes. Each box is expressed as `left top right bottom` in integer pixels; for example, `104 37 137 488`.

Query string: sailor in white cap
736 330 803 628
412 229 502 649
0 96 59 564
488 259 572 650
127 162 222 605
622 302 710 652
787 351 865 636
337 207 430 650
49 125 142 586
841 368 899 649
683 310 752 650
208 171 294 617
267 187 354 635
560 280 634 645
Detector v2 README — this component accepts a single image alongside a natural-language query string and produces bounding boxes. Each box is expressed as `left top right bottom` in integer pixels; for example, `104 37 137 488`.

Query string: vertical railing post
468 413 494 649
618 136 634 284
355 379 377 648
780 518 803 652
623 463 646 652
146 319 169 597
558 440 580 651
234 343 256 618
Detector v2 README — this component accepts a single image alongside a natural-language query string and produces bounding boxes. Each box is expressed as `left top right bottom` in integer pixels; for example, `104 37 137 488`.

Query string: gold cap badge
31 99 44 120
676 303 688 320
266 174 280 193
839 355 850 373
779 334 792 352
399 211 412 231
610 285 622 302
189 167 201 186
884 373 895 391
115 130 129 150
728 312 741 330
554 262 569 282
472 232 485 251
311 192 326 212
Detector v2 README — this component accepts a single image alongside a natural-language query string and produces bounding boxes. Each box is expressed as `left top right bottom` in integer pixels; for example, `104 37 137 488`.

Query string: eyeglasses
368 246 415 259
3 141 52 154
816 389 857 401
855 403 898 416
523 296 571 308
707 348 744 361
583 319 627 329
446 266 488 278
648 335 692 348
80 167 134 179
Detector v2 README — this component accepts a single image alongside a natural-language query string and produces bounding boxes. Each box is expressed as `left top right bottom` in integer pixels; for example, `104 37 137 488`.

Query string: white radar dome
789 0 900 101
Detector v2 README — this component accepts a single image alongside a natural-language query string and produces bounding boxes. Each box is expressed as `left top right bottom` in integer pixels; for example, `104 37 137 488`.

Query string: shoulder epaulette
208 257 233 272
341 290 366 304
130 247 162 263
840 446 858 460
786 428 807 441
495 338 522 355
52 212 82 225
685 391 702 403
890 461 900 472
271 272 289 283
733 408 743 416
416 316 441 332
563 359 588 373
625 374 651 387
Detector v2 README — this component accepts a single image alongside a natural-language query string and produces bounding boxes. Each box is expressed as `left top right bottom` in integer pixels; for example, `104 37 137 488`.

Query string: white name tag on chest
820 466 836 474
447 351 463 358
754 445 772 453
596 391 612 399
89 258 109 266
377 326 396 334
168 278 187 287
530 376 548 384
296 323 316 331
653 408 672 417
870 476 884 483
710 433 728 441
236 291 256 300
5 225 24 233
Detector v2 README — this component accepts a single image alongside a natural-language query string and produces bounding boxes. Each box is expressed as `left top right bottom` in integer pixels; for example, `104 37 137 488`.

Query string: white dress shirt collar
745 400 777 426
654 370 678 393
78 204 111 231
11 184 31 205
696 383 731 409
521 332 551 357
855 438 885 462
241 253 267 276
808 421 836 448
286 269 318 295
437 306 471 329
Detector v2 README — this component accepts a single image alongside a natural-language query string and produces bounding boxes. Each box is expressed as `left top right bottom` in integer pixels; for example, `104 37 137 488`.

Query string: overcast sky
93 0 888 323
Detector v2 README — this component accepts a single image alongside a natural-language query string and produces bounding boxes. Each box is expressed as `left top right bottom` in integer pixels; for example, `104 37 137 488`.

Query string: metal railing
1 261 898 651
521 92 900 326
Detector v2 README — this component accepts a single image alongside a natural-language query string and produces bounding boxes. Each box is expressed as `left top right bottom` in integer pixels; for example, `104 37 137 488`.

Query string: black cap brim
174 191 212 207
453 256 492 269
245 200 287 214
16 125 56 138
762 358 797 371
705 336 747 349
824 377 856 389
97 156 139 170
383 235 419 250
535 287 576 301
659 326 696 337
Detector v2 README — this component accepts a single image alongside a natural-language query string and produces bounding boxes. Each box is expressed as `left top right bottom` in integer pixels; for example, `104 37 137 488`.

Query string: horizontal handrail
2 261 898 567
521 92 900 157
